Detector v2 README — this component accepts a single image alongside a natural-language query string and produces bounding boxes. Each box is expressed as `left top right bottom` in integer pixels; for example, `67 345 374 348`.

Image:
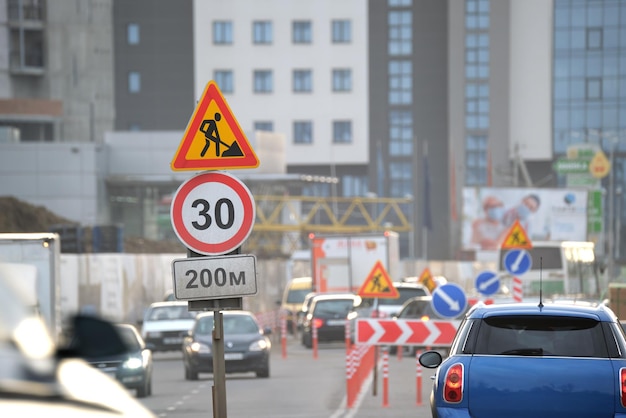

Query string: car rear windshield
472 315 609 358
286 288 311 304
398 300 437 319
195 315 260 335
147 305 197 321
313 299 354 317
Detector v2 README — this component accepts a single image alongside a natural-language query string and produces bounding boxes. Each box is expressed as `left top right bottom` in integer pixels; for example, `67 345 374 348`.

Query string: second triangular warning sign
501 219 533 249
418 267 437 293
358 261 399 299
171 80 260 171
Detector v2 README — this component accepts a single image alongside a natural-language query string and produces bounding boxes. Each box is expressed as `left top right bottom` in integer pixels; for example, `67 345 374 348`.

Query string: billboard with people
462 187 589 251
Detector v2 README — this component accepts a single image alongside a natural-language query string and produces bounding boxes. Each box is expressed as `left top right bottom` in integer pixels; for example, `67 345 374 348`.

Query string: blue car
419 302 626 418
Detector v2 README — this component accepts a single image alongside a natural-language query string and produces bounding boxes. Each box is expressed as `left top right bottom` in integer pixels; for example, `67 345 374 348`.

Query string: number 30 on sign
170 171 256 255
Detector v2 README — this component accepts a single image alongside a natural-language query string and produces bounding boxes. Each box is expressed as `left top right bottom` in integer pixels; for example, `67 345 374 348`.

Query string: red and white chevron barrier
355 318 460 346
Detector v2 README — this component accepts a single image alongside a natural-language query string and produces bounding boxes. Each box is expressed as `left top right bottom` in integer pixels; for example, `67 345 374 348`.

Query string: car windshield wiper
499 348 544 356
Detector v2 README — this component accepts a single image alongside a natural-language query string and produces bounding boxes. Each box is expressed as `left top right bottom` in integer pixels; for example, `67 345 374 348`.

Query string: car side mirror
263 327 272 335
57 314 128 359
419 350 443 368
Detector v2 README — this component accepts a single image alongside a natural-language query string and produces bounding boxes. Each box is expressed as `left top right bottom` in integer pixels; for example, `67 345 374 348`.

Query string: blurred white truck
0 233 62 341
310 232 400 294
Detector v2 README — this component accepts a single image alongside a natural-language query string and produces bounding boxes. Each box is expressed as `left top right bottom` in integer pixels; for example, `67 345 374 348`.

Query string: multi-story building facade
1 0 114 143
1 0 625 265
112 0 194 131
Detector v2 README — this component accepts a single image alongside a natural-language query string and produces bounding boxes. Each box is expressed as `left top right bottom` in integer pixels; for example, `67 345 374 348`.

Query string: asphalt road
138 335 435 418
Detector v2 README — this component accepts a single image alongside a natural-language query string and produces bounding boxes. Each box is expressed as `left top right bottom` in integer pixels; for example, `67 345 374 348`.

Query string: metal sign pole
212 310 226 418
186 247 244 418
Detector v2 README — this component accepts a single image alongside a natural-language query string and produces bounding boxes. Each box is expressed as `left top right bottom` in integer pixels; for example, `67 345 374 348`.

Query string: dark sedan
182 311 271 379
301 293 360 348
84 324 153 398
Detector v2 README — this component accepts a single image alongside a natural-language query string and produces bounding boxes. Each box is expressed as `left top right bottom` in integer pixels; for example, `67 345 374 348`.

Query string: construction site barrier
346 344 376 408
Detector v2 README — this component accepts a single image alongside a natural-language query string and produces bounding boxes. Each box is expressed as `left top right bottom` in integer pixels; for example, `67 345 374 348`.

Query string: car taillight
619 368 626 408
443 363 464 404
313 318 324 329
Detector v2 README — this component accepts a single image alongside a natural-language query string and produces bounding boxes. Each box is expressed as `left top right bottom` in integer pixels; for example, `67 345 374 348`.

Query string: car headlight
249 339 270 352
124 356 143 370
146 331 162 338
191 341 211 354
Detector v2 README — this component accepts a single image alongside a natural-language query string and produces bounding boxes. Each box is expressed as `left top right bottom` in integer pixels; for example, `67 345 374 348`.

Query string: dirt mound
0 196 186 254
0 196 76 232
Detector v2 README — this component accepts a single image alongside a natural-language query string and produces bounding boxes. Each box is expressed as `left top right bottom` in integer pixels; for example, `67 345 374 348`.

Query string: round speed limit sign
170 171 256 255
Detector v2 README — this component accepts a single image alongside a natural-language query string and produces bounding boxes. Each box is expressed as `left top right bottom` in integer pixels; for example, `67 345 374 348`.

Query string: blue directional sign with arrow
432 283 467 319
475 270 500 296
504 248 532 276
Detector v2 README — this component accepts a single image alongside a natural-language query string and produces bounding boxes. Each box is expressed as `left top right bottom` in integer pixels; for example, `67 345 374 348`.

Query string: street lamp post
608 138 617 280
587 129 621 281
405 194 415 261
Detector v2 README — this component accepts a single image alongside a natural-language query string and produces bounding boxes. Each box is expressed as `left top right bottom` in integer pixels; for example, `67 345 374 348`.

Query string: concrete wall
0 142 105 224
60 253 291 327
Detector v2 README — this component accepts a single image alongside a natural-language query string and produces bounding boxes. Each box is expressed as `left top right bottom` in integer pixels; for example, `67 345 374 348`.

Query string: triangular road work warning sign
418 267 437 293
501 219 533 249
358 261 399 299
171 80 260 171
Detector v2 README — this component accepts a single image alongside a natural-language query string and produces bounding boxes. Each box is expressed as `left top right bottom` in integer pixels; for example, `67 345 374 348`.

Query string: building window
389 162 412 197
586 78 602 100
254 70 273 93
586 28 602 50
389 110 413 156
293 20 312 44
213 21 233 44
254 121 273 132
465 33 490 80
293 121 313 144
332 20 351 43
332 69 352 92
466 0 490 29
127 23 139 45
293 69 312 92
388 11 412 55
128 72 141 93
389 0 412 6
214 70 233 93
333 121 352 144
389 60 412 104
342 175 369 197
465 135 487 186
253 21 272 44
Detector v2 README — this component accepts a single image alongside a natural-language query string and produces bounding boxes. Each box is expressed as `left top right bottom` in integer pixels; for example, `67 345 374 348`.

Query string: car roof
195 310 256 319
398 296 433 312
291 276 312 283
148 301 188 308
393 281 427 289
311 293 358 301
467 301 617 321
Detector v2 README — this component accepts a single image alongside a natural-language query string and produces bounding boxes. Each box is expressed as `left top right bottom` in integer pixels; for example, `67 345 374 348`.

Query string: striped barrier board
355 318 460 346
